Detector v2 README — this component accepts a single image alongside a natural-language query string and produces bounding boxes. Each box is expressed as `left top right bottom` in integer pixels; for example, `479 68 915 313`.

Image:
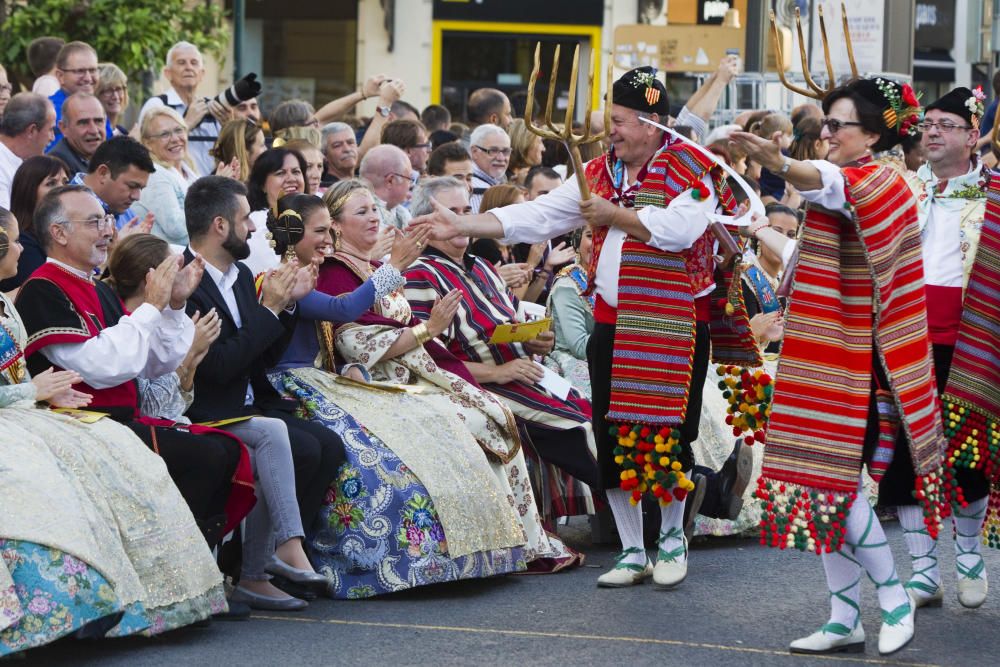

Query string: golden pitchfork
524 43 611 200
771 2 858 100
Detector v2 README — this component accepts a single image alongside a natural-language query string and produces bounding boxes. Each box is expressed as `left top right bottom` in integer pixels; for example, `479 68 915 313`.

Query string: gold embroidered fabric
331 291 580 562
287 367 525 558
0 408 224 613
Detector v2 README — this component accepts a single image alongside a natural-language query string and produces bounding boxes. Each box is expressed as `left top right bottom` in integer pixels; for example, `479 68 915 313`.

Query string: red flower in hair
901 84 919 108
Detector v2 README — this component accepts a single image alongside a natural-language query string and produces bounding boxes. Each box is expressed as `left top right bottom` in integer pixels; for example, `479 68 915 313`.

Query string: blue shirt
47 89 115 153
69 172 137 229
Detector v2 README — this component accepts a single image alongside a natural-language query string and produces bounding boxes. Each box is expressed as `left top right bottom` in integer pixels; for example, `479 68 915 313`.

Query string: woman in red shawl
731 78 943 656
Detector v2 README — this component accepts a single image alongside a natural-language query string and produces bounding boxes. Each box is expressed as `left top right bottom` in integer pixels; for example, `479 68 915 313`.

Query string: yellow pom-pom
724 302 735 316
671 461 682 471
659 456 670 467
620 471 629 481
614 455 624 465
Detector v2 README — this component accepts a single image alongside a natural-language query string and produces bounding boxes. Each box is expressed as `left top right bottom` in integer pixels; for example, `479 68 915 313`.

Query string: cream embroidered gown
0 294 226 655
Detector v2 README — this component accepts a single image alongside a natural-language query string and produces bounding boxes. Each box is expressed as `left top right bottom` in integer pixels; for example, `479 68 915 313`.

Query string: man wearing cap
895 87 994 611
412 66 756 590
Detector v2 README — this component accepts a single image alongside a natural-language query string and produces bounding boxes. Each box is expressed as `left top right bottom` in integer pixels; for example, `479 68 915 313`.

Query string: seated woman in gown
0 208 226 657
309 182 583 573
265 192 563 598
402 177 598 524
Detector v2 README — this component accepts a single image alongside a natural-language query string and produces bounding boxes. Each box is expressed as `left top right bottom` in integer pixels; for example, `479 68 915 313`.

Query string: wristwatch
778 156 792 175
376 105 391 118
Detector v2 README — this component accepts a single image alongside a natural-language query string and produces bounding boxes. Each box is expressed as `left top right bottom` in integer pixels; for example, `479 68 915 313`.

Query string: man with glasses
468 123 511 213
381 118 432 175
46 41 113 151
359 143 416 230
892 87 994 612
70 135 155 230
14 184 245 553
48 93 108 175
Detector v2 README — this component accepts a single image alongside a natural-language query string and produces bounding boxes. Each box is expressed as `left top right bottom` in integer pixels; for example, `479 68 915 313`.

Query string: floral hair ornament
967 86 987 131
631 68 661 107
875 78 922 137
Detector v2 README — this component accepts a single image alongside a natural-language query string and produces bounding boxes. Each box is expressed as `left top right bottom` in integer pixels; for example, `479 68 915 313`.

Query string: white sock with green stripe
820 546 863 635
657 494 687 564
846 487 910 625
954 496 988 582
606 488 647 567
898 504 940 599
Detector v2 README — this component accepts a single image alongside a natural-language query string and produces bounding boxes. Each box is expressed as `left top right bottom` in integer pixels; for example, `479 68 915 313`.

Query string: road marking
252 615 938 666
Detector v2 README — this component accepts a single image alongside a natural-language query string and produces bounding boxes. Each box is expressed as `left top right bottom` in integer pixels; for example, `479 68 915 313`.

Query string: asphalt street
23 518 1000 667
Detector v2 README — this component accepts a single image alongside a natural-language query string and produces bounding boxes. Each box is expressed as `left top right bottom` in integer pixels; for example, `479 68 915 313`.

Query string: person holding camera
139 42 261 177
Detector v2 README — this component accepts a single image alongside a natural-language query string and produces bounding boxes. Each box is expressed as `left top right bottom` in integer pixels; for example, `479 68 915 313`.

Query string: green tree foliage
0 0 229 84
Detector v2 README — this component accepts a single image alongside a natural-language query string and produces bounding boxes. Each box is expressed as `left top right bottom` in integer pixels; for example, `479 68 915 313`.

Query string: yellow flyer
488 318 552 344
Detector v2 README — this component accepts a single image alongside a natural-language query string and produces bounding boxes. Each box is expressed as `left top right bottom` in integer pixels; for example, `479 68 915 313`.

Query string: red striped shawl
758 163 946 553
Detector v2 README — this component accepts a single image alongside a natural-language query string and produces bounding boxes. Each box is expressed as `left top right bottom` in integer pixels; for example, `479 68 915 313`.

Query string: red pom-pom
640 427 651 438
618 425 630 436
744 436 755 445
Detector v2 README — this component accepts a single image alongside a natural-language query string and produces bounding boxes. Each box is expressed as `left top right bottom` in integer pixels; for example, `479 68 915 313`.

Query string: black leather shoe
270 575 318 601
213 599 252 621
682 473 707 539
718 440 754 520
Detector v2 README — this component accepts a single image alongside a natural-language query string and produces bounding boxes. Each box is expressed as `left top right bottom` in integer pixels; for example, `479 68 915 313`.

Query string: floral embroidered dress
321 255 584 572
0 294 226 656
270 265 530 598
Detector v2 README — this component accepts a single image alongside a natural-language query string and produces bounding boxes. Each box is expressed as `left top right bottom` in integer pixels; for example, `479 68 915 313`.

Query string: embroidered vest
22 263 139 416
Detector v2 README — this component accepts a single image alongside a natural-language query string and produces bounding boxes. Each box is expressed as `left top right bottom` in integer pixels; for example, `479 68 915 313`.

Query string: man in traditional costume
895 87 996 610
731 76 946 655
412 66 759 590
15 184 252 548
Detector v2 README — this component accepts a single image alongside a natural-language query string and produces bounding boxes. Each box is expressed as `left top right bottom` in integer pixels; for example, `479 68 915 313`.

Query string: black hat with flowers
612 66 670 115
925 86 986 130
823 77 922 152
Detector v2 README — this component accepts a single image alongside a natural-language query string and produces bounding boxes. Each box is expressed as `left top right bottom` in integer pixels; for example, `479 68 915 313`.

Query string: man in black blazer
183 176 345 605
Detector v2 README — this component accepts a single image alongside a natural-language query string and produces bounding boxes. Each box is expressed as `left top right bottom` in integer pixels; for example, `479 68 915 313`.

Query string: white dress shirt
41 259 194 389
0 140 23 209
492 171 719 307
913 161 979 288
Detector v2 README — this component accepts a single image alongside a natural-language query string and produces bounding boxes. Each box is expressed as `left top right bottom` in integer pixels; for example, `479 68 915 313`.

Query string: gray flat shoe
265 555 329 591
230 586 308 611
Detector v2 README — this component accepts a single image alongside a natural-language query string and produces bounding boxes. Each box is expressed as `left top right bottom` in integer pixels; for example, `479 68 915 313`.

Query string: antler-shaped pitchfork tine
772 4 858 101
524 42 609 200
795 8 832 97
545 45 561 133
770 11 817 99
841 2 859 78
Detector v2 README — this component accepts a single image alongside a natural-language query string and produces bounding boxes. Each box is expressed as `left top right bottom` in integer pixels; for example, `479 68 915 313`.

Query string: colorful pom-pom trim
613 423 695 506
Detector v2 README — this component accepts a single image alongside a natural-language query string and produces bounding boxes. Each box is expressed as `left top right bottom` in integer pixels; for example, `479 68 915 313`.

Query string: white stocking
819 545 863 635
657 494 687 564
846 480 910 624
606 488 647 566
898 504 940 597
954 496 988 582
